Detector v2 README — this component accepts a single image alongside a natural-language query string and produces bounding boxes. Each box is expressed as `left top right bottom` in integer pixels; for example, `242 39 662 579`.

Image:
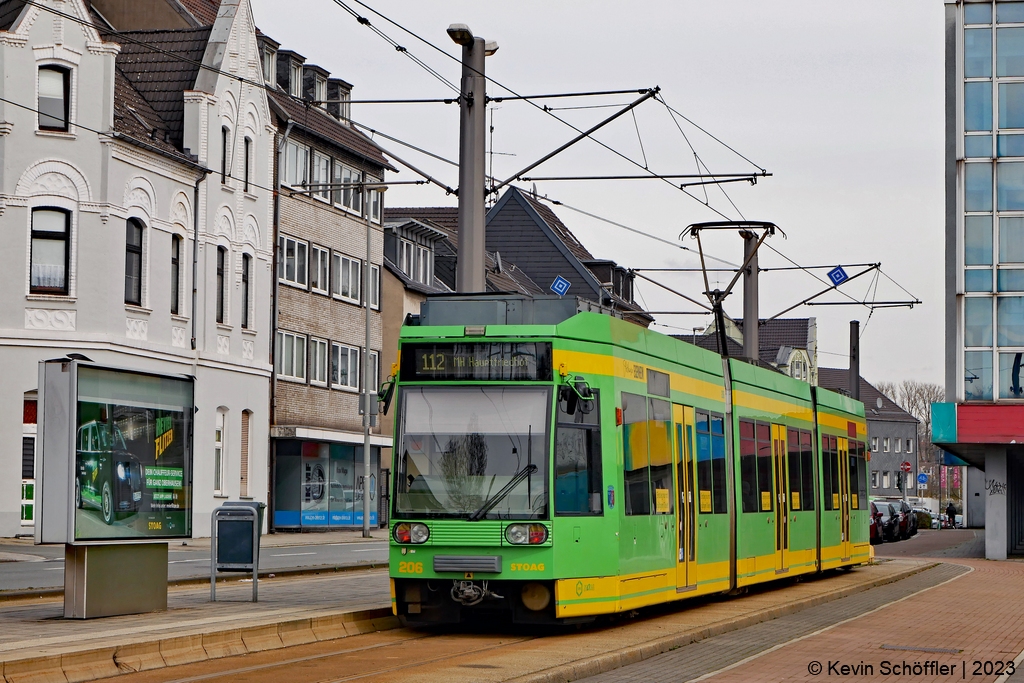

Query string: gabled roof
112 69 193 161
382 256 451 297
384 206 457 233
0 0 26 31
178 0 219 25
268 91 393 172
693 317 812 363
114 27 212 150
522 193 593 263
817 368 920 424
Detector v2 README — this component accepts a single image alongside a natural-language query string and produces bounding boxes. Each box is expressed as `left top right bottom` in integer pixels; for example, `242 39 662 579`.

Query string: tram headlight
409 523 430 544
393 522 429 544
505 523 547 545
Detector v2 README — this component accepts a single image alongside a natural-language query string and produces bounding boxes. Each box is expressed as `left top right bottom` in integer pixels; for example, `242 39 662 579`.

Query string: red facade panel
957 404 1024 443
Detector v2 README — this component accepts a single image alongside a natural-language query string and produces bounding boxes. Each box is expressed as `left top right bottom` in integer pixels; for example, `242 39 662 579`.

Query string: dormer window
398 238 432 285
315 75 327 107
262 47 276 87
290 62 302 97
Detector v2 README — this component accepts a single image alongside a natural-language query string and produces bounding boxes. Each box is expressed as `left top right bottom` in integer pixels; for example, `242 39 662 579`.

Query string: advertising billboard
74 366 193 541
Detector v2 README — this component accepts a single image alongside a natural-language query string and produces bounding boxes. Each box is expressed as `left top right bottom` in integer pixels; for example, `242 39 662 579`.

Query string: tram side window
850 440 867 509
697 410 728 514
741 420 773 513
555 390 602 515
739 420 758 513
800 430 815 511
623 392 651 516
822 436 841 510
648 398 674 515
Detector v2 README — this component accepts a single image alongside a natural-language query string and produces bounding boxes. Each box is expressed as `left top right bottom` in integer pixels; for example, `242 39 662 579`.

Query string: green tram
387 297 869 625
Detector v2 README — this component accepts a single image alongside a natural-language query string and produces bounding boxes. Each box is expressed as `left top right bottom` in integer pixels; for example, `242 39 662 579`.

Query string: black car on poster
75 419 144 525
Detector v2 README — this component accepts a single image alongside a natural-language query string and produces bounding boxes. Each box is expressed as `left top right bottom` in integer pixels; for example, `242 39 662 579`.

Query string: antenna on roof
494 251 504 274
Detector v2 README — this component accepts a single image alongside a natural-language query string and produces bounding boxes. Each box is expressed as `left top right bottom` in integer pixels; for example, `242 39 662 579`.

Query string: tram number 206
398 561 424 574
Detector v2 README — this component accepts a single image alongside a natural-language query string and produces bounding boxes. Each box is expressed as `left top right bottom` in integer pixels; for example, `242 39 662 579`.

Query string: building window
30 208 70 294
124 219 144 306
171 235 182 315
243 137 252 192
332 252 360 303
310 245 330 294
907 439 914 453
312 152 331 200
38 66 69 131
309 337 328 385
221 126 230 184
214 410 226 495
216 246 227 324
895 438 902 453
315 75 326 106
333 163 362 212
370 264 380 309
871 470 879 489
275 330 306 381
871 436 878 452
399 239 414 278
262 48 276 86
368 351 379 392
241 253 251 330
277 235 308 287
331 342 359 390
239 410 251 497
882 471 890 489
883 437 890 452
284 141 309 188
290 62 302 97
370 189 382 223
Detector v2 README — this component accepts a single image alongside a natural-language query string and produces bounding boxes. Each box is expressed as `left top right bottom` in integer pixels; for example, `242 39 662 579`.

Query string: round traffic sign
901 461 912 473
917 473 928 485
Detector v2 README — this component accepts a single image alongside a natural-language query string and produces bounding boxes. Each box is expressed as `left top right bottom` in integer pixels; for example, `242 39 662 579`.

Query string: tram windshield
394 386 550 520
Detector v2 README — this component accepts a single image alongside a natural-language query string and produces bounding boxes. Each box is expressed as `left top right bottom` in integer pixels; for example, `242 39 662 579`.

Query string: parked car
890 500 917 538
870 502 884 545
76 420 144 524
955 514 964 529
874 501 900 542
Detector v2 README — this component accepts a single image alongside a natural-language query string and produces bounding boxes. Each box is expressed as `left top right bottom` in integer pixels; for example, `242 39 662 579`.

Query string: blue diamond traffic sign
827 266 849 286
550 275 571 296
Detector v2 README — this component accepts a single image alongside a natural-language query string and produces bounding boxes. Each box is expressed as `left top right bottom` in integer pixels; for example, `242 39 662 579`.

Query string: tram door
837 437 852 560
674 404 697 590
771 425 790 572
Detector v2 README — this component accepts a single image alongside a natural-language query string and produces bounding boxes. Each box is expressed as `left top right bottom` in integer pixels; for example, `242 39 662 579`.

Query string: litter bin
225 500 266 534
211 502 265 602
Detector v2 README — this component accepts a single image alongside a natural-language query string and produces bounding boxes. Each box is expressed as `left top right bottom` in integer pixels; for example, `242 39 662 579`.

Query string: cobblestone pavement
583 528 1023 683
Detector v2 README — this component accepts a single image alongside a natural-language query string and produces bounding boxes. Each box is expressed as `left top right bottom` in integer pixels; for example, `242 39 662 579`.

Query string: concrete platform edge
507 561 936 683
0 606 398 683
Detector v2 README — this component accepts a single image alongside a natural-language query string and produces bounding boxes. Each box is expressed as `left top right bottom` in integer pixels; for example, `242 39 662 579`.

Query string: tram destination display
401 342 552 381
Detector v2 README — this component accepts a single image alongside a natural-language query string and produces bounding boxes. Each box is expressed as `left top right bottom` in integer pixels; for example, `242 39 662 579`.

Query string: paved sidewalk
0 567 392 682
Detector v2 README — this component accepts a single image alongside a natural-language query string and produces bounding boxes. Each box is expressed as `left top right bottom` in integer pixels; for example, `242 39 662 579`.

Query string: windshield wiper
466 464 537 522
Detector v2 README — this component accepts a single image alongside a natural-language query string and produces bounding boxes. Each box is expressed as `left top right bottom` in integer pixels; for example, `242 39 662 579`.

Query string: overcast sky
251 0 945 387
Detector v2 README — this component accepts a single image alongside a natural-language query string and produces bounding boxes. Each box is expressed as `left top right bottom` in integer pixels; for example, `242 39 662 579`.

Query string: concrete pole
849 320 860 401
362 185 373 538
455 37 487 293
741 231 759 361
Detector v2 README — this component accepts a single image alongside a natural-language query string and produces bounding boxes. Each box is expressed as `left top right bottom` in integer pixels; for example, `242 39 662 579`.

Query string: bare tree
874 379 946 498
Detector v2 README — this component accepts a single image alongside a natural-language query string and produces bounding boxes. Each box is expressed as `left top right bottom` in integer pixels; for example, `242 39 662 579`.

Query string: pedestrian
946 501 956 529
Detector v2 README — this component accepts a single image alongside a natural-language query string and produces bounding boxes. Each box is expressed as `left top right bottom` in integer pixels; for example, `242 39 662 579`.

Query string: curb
0 562 387 603
0 606 399 683
507 562 936 683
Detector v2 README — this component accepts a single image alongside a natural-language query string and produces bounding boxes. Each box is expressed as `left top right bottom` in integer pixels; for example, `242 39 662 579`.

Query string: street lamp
448 23 497 293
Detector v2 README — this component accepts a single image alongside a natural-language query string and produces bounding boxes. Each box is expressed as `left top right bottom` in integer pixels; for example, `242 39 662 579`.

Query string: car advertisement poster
74 366 193 541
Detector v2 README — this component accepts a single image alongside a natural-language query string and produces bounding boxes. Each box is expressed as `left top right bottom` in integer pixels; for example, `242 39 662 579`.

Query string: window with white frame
332 252 360 303
368 350 379 392
871 436 878 452
278 235 308 287
331 342 359 390
310 245 330 294
275 330 306 381
416 245 432 285
882 471 891 488
907 439 914 453
871 470 879 488
315 75 327 106
370 264 380 309
284 141 309 188
309 337 328 385
214 410 226 495
30 208 70 295
333 164 362 212
883 437 890 452
312 151 330 200
895 438 902 453
262 47 276 86
370 189 381 223
289 62 302 97
398 239 414 278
